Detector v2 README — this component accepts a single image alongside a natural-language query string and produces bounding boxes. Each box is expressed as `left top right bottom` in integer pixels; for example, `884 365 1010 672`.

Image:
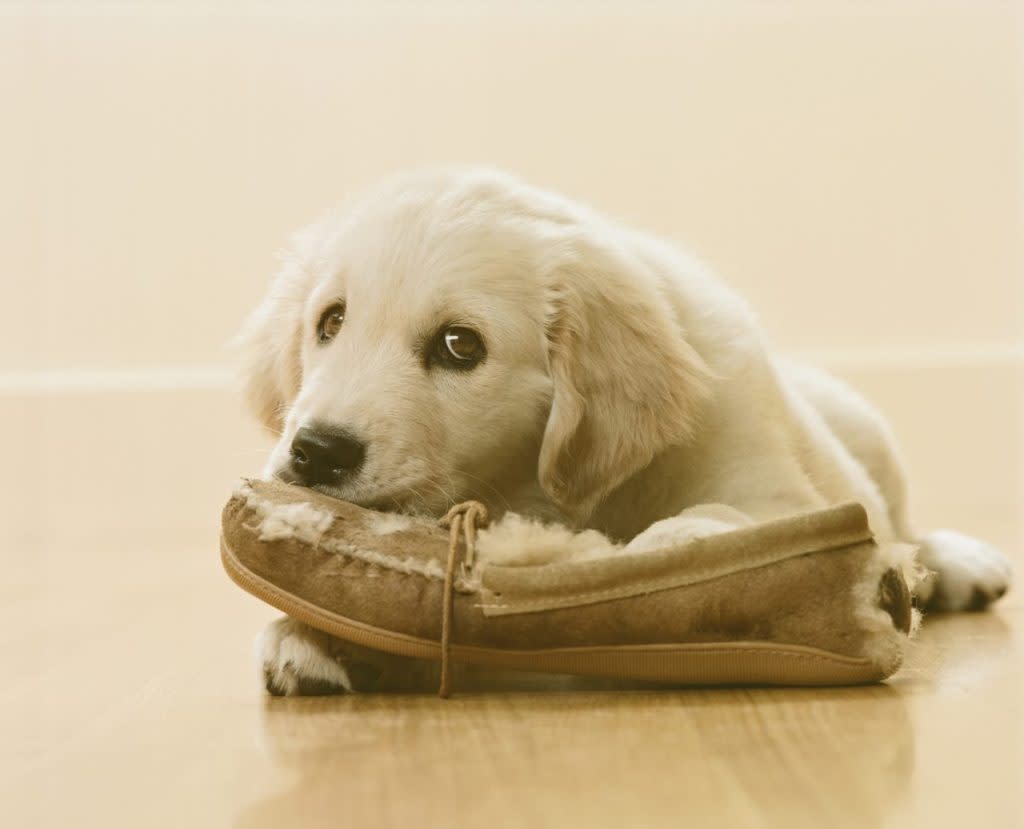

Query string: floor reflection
235 675 916 828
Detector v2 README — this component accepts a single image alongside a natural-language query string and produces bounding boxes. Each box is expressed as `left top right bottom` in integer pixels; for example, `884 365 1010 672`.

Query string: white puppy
238 167 1011 695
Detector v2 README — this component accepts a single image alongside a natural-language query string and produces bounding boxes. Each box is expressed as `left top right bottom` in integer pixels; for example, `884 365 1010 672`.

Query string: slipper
221 478 917 696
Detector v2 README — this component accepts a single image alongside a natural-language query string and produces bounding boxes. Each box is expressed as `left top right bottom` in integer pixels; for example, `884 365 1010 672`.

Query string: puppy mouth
271 468 439 516
272 468 361 504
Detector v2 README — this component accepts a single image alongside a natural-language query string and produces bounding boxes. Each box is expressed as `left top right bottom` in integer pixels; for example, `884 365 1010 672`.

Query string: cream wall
2 1 1021 554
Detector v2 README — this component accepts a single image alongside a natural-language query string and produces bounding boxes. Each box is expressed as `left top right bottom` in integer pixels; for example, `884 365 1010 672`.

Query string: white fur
257 617 353 696
238 167 1012 694
914 530 1013 611
623 504 756 556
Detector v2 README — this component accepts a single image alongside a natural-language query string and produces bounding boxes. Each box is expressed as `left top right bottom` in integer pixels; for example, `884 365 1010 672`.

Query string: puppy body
241 168 1011 694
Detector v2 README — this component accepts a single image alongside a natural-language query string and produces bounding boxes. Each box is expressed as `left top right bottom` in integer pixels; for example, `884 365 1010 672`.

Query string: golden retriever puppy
238 167 1011 695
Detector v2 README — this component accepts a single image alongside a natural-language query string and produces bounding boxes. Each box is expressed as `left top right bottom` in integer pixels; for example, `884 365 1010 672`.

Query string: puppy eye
434 325 485 369
316 302 345 344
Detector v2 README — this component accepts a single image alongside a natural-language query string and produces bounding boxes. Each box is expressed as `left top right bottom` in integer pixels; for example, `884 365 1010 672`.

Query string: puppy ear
233 231 319 435
538 237 713 522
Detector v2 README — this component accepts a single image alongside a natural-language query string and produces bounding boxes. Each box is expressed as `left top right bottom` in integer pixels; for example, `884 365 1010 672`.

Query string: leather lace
437 501 489 698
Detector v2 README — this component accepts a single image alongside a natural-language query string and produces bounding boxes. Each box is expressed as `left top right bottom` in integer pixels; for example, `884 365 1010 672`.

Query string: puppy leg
623 504 755 554
258 616 438 695
914 530 1012 612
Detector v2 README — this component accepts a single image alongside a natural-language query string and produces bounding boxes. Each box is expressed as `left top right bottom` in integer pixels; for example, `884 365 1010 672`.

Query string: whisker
448 468 512 513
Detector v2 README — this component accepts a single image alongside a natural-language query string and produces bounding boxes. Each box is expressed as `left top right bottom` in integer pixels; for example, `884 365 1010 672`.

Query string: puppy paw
624 504 753 555
257 617 354 696
918 530 1012 612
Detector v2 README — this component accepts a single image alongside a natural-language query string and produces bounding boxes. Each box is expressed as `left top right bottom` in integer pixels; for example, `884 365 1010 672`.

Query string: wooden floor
2 515 1021 829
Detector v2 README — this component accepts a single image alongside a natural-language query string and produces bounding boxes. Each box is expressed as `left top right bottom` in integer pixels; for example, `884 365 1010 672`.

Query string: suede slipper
221 478 916 694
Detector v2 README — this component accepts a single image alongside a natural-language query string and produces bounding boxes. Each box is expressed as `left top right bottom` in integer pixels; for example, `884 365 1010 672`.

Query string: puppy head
238 170 556 514
237 169 710 520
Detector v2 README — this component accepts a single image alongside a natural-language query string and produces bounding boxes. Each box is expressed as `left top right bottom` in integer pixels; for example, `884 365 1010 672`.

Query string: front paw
257 617 356 696
624 505 753 555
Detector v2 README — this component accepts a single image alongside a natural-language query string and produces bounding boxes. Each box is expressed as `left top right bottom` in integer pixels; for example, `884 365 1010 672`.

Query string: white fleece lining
365 512 417 536
257 501 336 545
234 481 479 591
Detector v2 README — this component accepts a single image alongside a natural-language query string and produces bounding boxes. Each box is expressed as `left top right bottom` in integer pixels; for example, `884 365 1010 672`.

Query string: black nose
289 425 366 487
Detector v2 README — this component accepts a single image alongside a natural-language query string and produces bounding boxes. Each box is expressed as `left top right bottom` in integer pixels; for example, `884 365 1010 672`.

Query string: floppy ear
538 237 714 522
234 232 319 435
